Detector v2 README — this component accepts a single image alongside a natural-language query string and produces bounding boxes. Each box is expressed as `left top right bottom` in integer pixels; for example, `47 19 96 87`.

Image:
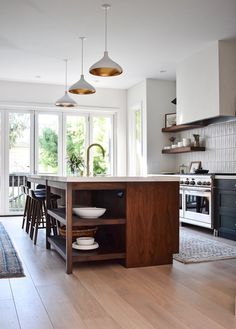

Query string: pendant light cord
64 59 68 92
81 37 84 75
105 6 108 51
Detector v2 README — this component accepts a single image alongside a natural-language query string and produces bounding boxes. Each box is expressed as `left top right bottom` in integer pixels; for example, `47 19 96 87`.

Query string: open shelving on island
48 236 126 262
47 208 126 226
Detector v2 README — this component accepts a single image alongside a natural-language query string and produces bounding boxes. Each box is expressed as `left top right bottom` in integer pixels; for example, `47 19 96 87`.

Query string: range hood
176 40 236 125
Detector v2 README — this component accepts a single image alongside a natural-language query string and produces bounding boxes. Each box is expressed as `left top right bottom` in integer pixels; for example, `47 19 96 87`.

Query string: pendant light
89 4 123 77
69 37 96 95
55 59 77 107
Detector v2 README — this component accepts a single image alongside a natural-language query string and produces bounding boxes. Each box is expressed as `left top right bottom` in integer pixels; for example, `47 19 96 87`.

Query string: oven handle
182 188 211 193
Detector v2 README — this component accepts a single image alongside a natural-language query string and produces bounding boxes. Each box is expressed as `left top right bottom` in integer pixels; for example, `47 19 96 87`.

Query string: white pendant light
55 59 77 107
89 4 123 77
69 37 96 95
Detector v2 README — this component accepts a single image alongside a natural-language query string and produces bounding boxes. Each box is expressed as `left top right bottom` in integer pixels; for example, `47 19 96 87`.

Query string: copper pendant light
89 4 123 77
69 37 96 95
55 59 77 107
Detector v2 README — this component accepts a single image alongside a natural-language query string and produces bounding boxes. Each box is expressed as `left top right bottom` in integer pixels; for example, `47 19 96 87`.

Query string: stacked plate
72 237 99 250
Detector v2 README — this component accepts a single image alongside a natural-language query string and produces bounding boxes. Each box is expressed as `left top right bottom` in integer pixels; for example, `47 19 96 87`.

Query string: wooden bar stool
21 185 30 230
28 189 60 244
28 189 46 244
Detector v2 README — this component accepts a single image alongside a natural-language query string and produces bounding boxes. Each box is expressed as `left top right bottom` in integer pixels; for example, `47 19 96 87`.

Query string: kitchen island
28 175 179 274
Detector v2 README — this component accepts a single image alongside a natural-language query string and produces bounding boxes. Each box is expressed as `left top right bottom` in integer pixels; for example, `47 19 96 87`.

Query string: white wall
146 79 177 174
0 80 127 175
127 79 177 175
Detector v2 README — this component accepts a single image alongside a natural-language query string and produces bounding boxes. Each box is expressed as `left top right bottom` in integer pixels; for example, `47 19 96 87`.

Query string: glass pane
91 116 112 176
66 116 86 175
38 114 59 174
8 113 30 212
185 194 210 214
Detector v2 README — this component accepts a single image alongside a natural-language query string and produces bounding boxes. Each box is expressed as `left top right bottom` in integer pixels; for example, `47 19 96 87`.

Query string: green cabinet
214 179 236 241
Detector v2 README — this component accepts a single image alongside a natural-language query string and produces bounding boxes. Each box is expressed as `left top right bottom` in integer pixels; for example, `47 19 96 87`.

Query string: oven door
184 188 212 227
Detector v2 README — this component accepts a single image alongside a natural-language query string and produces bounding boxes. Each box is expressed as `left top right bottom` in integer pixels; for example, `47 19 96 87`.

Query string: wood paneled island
28 175 179 274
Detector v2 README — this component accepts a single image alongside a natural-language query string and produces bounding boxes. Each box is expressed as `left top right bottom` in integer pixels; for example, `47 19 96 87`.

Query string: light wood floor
0 217 236 329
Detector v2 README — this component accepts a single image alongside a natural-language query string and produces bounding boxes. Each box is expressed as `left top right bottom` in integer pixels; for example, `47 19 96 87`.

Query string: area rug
173 228 236 264
0 222 24 278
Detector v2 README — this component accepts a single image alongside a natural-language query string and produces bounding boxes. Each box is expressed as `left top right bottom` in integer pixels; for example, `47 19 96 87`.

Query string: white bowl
76 237 95 245
73 207 106 218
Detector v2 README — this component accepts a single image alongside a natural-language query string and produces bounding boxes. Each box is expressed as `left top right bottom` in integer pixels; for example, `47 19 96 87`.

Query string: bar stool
29 189 46 244
28 189 61 244
21 185 30 230
21 185 46 234
21 185 35 234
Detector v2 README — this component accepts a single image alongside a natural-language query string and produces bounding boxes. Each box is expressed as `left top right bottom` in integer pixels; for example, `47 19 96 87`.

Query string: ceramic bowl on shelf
72 207 106 218
76 237 95 245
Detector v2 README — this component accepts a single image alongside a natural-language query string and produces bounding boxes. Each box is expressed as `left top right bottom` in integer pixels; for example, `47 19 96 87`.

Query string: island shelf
48 236 125 263
47 208 126 226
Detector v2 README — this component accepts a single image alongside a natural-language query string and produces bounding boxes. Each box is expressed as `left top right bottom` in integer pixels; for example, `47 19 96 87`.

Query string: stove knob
206 182 211 186
203 181 207 185
180 180 184 184
185 180 190 185
197 181 202 185
190 180 195 185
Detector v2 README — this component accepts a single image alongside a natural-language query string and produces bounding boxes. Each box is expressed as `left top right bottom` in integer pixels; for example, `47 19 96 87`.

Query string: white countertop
28 174 179 183
215 175 236 180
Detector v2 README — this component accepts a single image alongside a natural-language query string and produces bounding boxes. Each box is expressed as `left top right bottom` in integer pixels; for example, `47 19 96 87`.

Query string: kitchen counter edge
27 174 179 183
214 175 236 180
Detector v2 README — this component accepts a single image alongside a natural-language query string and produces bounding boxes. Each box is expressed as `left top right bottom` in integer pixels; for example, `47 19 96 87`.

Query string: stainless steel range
179 174 214 228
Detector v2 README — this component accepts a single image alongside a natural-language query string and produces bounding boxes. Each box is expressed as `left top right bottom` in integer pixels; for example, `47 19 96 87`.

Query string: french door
35 112 62 174
0 108 115 215
0 110 34 215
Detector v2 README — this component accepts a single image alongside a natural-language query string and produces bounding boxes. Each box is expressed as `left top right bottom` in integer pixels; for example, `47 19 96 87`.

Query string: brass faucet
86 143 105 176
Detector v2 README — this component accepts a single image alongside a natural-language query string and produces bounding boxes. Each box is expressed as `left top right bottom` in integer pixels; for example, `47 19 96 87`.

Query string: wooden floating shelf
162 146 205 154
162 123 205 133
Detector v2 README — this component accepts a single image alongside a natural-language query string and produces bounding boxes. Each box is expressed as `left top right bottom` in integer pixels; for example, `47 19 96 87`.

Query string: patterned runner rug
173 228 236 264
0 222 24 278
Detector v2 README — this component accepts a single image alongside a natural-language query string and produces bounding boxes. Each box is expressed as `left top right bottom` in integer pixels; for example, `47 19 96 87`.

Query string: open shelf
162 123 205 133
48 208 126 226
48 236 126 262
162 146 205 154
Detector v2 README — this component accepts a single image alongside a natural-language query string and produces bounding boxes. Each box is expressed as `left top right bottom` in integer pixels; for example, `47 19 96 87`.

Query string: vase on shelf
193 134 200 147
169 136 176 146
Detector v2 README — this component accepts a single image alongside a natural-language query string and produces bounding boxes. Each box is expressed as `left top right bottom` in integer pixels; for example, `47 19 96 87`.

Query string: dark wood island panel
126 182 179 267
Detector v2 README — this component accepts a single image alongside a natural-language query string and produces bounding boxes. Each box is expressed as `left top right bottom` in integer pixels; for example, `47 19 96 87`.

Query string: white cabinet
177 41 236 125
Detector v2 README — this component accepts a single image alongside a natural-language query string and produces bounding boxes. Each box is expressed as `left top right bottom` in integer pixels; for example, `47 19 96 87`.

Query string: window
36 113 60 174
64 114 87 175
0 108 115 215
91 115 113 176
129 105 144 176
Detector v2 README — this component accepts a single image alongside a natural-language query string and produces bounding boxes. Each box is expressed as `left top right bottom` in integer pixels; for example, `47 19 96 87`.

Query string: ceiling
1 0 236 90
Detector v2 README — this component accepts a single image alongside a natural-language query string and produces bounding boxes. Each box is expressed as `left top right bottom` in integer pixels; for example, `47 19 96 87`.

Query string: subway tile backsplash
177 120 236 173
